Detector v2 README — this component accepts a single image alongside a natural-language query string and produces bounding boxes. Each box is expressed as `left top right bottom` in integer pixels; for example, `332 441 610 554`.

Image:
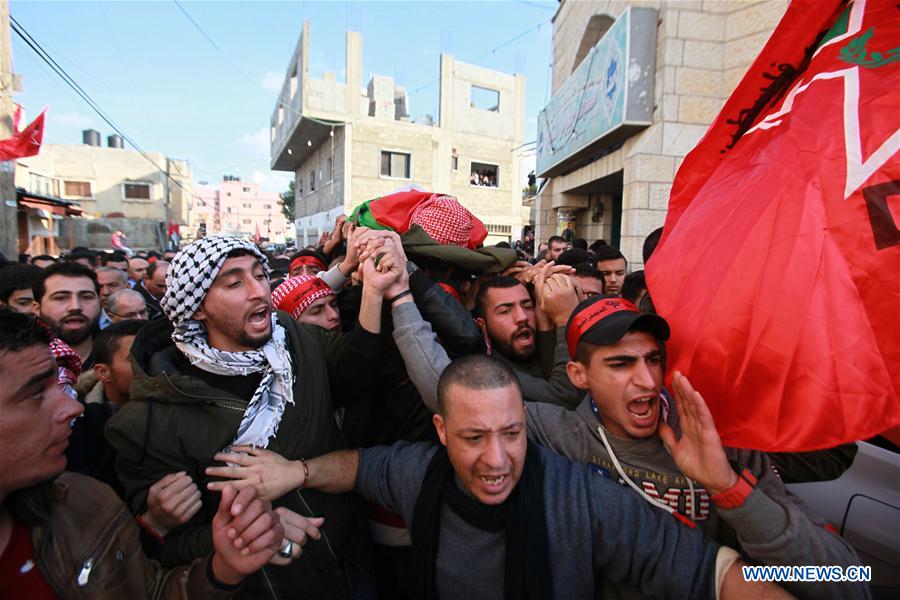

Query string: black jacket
106 312 374 599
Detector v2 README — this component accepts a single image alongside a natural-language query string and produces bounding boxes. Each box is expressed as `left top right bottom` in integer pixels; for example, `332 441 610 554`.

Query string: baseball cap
565 295 670 359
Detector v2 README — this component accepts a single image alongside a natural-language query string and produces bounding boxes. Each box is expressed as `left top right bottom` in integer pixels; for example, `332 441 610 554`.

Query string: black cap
565 295 670 358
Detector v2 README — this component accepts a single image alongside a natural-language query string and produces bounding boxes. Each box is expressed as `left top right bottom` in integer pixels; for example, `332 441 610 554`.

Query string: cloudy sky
10 0 554 193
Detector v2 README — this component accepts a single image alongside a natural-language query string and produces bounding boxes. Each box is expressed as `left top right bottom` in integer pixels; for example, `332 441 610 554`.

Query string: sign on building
536 7 657 178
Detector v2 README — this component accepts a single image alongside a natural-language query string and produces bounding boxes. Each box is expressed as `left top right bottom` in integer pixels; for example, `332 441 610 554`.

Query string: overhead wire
10 15 202 202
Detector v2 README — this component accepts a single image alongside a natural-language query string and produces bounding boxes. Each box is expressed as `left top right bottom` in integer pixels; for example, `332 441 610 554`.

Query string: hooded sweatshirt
391 300 869 600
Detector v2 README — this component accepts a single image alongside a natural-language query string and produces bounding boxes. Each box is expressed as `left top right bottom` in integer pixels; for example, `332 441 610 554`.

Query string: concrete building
15 131 193 250
270 21 528 246
190 176 289 243
534 0 787 267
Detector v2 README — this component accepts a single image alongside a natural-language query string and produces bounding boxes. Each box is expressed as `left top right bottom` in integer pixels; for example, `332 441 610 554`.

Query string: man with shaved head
207 354 788 599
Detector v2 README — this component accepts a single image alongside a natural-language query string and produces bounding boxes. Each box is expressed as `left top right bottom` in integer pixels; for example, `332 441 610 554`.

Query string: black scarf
410 440 553 600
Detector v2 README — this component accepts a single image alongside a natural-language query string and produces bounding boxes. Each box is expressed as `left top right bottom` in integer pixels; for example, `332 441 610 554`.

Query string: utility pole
0 0 18 257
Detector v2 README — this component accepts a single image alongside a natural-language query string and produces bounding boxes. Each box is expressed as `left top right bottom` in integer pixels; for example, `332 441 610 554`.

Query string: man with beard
474 275 581 408
33 262 101 368
0 308 297 599
206 355 790 600
106 236 373 599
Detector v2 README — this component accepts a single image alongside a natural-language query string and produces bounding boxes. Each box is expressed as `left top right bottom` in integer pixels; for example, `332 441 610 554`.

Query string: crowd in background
0 200 871 599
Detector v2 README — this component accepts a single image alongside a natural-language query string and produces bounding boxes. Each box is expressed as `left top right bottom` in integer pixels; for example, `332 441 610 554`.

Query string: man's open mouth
627 396 655 419
248 306 269 326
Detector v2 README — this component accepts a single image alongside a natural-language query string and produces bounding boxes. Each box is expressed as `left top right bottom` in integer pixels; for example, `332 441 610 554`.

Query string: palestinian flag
351 189 489 249
646 0 900 451
350 189 515 274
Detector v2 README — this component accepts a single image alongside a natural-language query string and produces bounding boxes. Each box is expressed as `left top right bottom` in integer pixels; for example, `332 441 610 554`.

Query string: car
787 438 900 598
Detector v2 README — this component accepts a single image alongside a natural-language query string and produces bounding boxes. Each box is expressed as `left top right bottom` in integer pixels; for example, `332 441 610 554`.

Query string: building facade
270 22 528 246
535 0 787 267
14 131 193 251
190 177 289 243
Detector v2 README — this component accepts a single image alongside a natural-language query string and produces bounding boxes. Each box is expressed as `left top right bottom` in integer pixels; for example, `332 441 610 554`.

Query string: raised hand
658 372 738 496
206 446 304 502
534 266 579 327
210 485 284 585
142 471 202 537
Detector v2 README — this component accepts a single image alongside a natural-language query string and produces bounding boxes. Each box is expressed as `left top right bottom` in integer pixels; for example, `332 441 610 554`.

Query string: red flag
646 0 900 451
253 222 261 244
0 106 46 161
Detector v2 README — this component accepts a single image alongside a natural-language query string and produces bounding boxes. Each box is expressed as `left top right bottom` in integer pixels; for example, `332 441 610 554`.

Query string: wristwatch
710 468 757 509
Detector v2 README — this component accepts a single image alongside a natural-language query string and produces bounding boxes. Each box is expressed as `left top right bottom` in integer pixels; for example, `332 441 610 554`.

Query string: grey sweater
391 301 869 600
356 441 722 599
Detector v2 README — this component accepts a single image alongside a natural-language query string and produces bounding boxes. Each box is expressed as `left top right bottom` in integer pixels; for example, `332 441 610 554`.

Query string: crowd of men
0 202 873 598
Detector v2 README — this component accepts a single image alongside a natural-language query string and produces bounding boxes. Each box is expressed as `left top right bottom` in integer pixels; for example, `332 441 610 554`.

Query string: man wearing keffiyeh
106 235 375 600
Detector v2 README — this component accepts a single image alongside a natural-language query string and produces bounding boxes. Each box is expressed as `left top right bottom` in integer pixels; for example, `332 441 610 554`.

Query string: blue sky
10 0 555 193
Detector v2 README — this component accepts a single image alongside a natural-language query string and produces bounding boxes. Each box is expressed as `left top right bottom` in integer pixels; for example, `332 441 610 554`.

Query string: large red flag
0 106 46 161
646 0 900 451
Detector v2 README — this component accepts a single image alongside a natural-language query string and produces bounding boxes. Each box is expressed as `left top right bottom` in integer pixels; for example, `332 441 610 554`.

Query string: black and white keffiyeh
162 236 294 449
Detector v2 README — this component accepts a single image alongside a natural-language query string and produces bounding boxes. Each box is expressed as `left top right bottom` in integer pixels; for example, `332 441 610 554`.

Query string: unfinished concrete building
270 21 527 246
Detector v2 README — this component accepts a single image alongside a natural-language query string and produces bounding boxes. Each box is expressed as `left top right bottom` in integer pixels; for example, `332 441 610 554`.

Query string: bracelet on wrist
386 289 412 304
710 468 757 509
298 458 310 490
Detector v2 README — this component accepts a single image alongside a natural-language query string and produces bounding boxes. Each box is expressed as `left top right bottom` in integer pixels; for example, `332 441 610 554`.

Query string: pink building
190 177 289 242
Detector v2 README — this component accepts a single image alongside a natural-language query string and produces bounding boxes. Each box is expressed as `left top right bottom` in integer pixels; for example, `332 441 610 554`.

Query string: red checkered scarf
271 275 335 320
49 337 81 388
409 194 474 247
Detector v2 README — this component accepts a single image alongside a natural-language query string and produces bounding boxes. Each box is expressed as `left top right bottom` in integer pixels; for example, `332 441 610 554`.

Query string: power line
170 0 344 129
10 15 201 203
406 19 549 100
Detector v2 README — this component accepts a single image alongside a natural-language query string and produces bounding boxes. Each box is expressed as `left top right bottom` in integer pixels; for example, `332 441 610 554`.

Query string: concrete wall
60 216 164 251
540 0 788 267
15 144 193 222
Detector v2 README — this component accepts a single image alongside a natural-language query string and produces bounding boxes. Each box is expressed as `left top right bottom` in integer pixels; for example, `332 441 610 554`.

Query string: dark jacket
134 282 164 320
10 473 234 599
339 268 484 447
105 312 372 600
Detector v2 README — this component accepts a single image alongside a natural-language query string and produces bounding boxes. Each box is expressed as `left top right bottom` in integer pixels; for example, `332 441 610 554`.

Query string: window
470 162 499 188
30 173 54 196
470 85 500 112
309 171 315 192
263 203 272 209
278 106 284 125
124 182 151 200
64 180 92 197
271 125 276 143
243 219 251 225
325 157 333 183
290 65 298 98
298 177 304 195
243 203 252 209
380 151 411 179
451 149 459 172
242 187 250 193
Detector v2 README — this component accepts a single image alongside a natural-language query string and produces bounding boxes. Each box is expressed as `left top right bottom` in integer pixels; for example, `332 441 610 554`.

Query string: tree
280 179 295 223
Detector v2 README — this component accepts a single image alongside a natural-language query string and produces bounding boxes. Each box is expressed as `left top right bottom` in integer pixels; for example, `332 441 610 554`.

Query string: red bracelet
136 514 166 544
710 468 757 509
298 458 310 490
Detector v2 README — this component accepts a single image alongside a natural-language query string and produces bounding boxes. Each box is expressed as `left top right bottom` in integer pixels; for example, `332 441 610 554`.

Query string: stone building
15 130 193 250
190 176 289 243
270 22 528 246
534 0 787 267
